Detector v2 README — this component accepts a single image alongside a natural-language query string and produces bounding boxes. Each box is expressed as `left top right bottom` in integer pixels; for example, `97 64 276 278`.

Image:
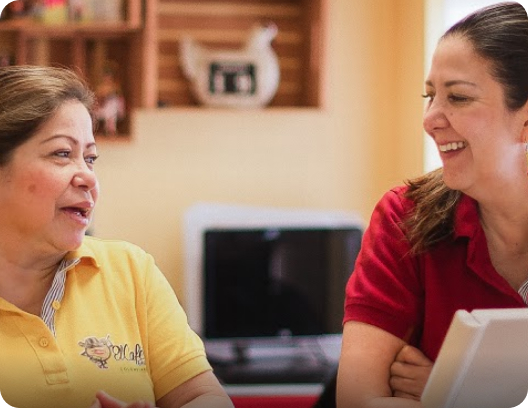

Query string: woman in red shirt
338 2 528 407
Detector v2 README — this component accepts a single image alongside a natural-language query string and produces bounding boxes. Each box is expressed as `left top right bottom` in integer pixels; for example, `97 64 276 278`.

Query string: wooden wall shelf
0 0 155 140
0 21 141 35
0 0 326 139
157 0 326 108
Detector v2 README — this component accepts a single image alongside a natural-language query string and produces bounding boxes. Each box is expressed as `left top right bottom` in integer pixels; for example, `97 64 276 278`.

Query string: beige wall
92 0 425 304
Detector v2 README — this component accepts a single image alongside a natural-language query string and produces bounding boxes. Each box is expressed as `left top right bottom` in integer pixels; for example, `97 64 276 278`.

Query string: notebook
421 308 528 408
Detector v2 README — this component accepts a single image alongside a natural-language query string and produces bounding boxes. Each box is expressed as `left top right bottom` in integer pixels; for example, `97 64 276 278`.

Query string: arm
90 371 233 408
336 321 422 408
339 188 428 407
157 371 233 408
390 345 433 401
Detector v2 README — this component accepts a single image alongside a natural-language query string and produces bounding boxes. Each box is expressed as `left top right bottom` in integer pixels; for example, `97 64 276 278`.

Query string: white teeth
439 141 466 152
72 208 88 217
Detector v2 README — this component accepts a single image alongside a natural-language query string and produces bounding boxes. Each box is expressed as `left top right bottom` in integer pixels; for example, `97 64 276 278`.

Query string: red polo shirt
344 186 525 361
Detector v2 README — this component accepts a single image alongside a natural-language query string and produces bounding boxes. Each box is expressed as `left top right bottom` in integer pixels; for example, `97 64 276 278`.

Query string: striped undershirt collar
518 280 528 306
40 257 80 336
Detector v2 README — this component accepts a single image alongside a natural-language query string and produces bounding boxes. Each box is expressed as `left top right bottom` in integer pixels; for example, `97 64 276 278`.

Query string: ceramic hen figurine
179 23 280 108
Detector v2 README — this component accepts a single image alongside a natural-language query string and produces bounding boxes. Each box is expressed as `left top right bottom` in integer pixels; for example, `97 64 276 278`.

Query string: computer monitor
183 203 364 342
203 227 362 340
183 204 364 384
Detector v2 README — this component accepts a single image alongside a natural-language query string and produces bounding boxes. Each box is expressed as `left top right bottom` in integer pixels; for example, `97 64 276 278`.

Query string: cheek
92 181 100 203
23 170 65 200
451 112 489 142
26 177 50 193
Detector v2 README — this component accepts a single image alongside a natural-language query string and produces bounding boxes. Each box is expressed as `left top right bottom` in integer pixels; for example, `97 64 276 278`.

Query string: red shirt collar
453 193 480 239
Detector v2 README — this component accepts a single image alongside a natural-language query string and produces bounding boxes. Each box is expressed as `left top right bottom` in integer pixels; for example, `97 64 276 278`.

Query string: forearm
338 323 424 408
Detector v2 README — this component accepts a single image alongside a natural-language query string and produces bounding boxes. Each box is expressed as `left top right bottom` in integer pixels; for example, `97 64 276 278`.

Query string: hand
89 391 156 408
389 345 433 401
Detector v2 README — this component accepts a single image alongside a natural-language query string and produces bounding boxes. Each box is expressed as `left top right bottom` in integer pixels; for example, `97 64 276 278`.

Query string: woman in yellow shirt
0 65 233 408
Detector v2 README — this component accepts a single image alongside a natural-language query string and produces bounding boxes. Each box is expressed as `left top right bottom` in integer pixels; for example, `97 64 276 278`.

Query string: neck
480 215 528 257
478 192 528 249
0 245 64 315
479 201 528 290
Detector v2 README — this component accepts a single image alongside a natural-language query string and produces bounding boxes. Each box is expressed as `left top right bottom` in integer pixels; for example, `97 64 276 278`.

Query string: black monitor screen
203 227 362 339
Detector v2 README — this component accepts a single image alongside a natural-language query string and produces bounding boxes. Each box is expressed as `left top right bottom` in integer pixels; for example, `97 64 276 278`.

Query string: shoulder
74 236 153 269
373 185 415 222
81 235 147 254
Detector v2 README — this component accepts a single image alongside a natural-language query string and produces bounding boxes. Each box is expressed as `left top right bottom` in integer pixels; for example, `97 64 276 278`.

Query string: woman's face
0 100 99 257
423 35 528 197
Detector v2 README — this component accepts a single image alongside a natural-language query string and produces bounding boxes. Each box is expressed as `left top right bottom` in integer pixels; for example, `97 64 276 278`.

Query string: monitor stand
206 336 341 385
233 341 250 364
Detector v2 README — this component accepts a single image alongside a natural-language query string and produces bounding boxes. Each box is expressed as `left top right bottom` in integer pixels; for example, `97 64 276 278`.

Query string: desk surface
225 383 323 396
226 385 322 408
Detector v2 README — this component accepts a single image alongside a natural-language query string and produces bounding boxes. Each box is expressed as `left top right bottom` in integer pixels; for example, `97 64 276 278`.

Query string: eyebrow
425 79 478 88
40 134 97 149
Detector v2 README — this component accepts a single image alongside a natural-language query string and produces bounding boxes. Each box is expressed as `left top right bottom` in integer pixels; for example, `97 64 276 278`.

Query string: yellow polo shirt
0 236 211 408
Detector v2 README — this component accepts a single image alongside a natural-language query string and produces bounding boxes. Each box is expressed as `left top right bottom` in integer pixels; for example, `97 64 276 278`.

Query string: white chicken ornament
179 23 280 108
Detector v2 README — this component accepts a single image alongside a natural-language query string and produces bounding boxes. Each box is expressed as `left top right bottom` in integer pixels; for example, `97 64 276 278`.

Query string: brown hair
405 2 528 254
403 169 461 254
0 65 95 166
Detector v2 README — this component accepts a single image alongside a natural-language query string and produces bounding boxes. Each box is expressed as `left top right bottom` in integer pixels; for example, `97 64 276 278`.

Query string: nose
423 99 449 135
72 166 98 192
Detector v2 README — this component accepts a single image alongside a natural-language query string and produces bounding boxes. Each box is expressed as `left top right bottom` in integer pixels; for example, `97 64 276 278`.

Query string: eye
85 154 99 165
448 94 471 103
54 150 71 158
421 93 434 103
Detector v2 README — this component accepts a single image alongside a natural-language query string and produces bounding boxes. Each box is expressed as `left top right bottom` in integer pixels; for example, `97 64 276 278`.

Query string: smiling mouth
439 141 466 152
63 207 90 218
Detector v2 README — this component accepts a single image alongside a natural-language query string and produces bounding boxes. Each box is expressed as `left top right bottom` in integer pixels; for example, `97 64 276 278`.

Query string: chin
442 170 470 191
59 232 87 252
72 232 88 247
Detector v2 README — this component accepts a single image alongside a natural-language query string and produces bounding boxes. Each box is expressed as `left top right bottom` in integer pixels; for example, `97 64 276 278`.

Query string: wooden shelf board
0 21 141 37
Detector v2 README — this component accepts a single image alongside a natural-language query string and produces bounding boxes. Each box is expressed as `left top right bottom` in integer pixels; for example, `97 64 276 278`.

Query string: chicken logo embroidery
79 335 112 369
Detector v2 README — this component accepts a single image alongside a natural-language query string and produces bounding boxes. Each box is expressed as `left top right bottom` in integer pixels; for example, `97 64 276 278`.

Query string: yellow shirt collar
64 240 100 269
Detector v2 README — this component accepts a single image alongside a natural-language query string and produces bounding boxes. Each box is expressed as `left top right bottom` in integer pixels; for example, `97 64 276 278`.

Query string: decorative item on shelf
91 0 123 23
1 1 22 19
40 0 68 24
0 0 34 20
0 50 13 66
0 51 13 66
179 22 280 109
68 0 92 22
95 63 126 136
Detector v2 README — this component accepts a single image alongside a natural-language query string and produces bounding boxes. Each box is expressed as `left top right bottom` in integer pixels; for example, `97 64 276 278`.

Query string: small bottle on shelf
91 0 123 23
40 0 69 24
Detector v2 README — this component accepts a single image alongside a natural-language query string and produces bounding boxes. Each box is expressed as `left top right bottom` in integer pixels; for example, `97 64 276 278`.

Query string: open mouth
439 141 466 152
62 207 90 218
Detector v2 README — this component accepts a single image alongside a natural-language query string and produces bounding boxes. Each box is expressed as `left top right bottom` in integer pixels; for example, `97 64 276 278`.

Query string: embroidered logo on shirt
78 335 146 369
79 335 113 369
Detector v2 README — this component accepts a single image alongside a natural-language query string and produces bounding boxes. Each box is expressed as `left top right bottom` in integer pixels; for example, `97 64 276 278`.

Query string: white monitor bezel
183 203 364 337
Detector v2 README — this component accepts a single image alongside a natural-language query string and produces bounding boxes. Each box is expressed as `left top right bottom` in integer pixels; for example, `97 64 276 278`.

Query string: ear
521 127 528 147
522 118 528 143
520 101 528 142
